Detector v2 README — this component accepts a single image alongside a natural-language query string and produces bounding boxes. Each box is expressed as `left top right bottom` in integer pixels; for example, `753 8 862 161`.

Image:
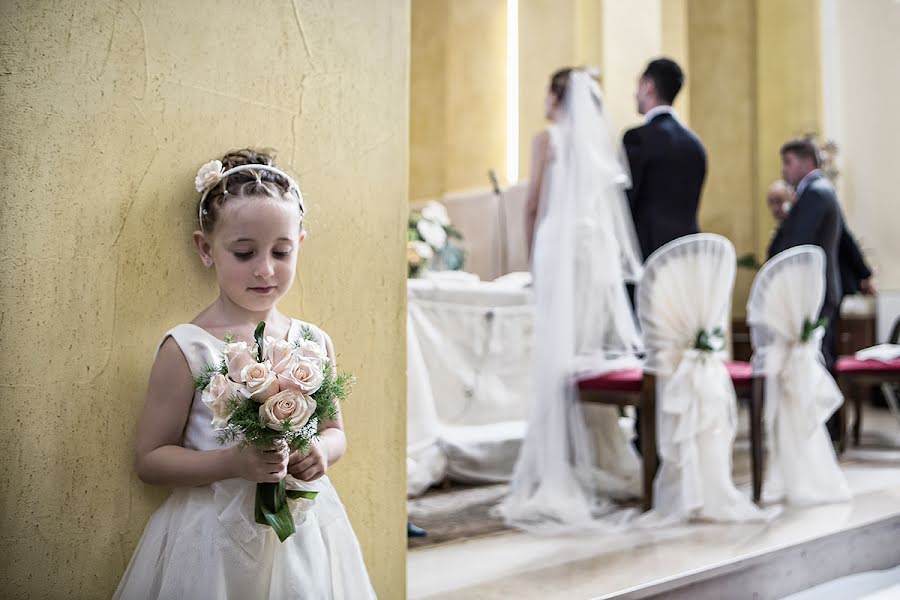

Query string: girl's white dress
114 319 376 600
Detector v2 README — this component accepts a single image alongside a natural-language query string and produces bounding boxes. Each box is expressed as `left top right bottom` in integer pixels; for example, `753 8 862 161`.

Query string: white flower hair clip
195 160 225 193
195 160 306 230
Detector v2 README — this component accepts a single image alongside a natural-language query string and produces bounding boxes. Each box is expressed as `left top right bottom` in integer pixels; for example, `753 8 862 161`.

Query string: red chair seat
577 368 643 393
577 360 754 393
726 360 753 388
836 356 900 375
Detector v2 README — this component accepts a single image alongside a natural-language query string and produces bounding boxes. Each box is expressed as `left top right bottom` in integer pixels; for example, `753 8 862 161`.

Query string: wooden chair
577 362 765 511
836 316 900 452
836 357 900 452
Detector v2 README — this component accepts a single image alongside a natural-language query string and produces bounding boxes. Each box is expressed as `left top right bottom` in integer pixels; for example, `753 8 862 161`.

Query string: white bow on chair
640 234 772 522
748 246 850 505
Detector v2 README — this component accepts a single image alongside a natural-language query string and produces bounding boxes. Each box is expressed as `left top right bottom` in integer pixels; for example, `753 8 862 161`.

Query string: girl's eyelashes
230 249 293 260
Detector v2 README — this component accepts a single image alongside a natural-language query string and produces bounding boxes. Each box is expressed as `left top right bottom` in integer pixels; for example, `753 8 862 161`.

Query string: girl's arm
525 130 551 261
289 332 346 481
135 337 287 487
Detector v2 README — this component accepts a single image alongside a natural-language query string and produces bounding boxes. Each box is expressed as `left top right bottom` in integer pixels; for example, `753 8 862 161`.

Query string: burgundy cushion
577 368 643 393
726 360 753 388
577 360 755 393
836 356 900 375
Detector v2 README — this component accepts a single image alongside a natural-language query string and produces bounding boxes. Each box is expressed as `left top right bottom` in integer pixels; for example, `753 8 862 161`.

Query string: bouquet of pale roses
194 322 353 542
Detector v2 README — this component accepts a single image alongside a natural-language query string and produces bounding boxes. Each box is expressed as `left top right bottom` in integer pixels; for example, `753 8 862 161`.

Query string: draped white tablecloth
406 273 534 496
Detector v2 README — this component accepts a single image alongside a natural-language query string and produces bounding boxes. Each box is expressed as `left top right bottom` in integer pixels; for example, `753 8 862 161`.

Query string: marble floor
408 406 900 600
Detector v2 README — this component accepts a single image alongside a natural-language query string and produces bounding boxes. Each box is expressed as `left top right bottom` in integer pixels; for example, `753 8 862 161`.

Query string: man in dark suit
838 227 876 299
768 138 845 372
768 179 876 301
624 58 707 262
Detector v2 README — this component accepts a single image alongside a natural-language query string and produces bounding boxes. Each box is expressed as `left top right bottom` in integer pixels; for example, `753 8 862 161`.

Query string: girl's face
196 196 305 313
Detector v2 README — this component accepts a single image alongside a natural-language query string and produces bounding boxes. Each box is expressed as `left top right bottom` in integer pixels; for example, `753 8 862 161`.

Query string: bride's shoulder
531 128 555 159
532 128 553 146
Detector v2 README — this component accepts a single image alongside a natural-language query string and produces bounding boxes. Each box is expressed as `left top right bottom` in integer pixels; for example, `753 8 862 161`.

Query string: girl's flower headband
195 160 305 228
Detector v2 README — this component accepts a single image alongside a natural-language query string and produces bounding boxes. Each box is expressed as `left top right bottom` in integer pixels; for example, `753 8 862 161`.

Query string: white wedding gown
114 320 376 600
497 72 644 530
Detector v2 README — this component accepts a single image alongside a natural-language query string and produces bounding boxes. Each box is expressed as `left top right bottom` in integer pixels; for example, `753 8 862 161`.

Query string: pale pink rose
202 373 237 429
277 356 325 395
239 362 280 402
265 337 295 374
294 339 329 364
259 390 317 432
223 341 256 383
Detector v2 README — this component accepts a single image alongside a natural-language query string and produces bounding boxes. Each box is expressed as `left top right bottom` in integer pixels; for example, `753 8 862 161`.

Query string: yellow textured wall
755 0 822 256
519 0 610 181
661 0 691 124
0 1 408 598
410 0 449 200
409 0 506 200
445 0 508 192
518 0 578 180
575 0 605 68
685 0 823 315
687 0 758 314
601 0 662 134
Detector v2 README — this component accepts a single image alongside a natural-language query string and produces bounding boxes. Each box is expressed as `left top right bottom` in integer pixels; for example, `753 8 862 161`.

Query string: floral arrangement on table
408 200 465 278
194 321 354 542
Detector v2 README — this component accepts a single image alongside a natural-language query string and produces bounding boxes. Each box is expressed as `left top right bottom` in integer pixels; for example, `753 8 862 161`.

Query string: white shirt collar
644 105 677 124
796 169 822 197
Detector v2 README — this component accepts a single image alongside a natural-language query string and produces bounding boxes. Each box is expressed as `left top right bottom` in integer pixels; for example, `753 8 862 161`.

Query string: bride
497 68 645 530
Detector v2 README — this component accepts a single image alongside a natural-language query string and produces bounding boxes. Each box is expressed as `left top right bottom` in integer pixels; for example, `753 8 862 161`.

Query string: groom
624 59 706 454
623 58 707 262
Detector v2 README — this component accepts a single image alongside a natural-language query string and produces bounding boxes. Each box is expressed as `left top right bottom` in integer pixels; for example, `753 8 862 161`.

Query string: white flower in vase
417 219 447 250
411 240 434 261
420 201 450 226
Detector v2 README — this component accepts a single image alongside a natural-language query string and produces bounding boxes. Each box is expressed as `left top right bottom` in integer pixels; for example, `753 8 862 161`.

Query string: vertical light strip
820 0 841 143
819 0 843 199
506 0 519 184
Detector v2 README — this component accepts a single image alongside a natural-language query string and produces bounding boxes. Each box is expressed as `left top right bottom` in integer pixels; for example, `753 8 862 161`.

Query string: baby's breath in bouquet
194 322 354 542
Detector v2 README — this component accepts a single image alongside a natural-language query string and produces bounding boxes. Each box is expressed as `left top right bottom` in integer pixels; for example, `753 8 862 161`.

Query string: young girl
114 149 376 599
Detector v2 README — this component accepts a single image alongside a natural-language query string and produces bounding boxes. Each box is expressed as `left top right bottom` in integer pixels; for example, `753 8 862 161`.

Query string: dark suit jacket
768 172 844 317
623 112 707 260
838 225 872 297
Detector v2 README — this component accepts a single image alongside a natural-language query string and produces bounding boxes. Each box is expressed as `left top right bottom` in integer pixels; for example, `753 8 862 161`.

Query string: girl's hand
230 442 289 483
288 438 328 482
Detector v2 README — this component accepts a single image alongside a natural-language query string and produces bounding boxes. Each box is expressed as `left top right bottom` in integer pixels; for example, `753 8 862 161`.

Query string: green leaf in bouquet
286 490 319 501
310 362 355 424
445 224 464 240
193 362 226 391
299 325 316 343
255 480 296 542
254 321 266 362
